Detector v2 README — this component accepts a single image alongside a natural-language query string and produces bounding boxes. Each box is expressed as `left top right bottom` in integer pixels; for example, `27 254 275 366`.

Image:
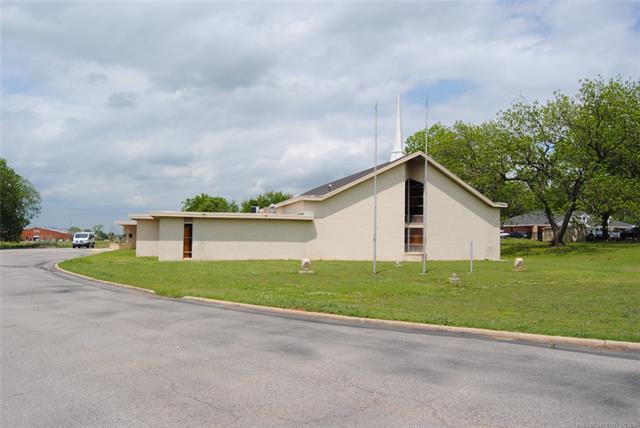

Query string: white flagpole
373 103 379 274
422 96 429 274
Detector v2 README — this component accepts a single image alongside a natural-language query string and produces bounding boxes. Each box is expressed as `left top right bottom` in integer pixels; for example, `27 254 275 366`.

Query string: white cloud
1 1 638 229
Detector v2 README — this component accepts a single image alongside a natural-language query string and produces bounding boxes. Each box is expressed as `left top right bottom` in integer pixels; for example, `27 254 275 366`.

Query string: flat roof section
129 211 314 221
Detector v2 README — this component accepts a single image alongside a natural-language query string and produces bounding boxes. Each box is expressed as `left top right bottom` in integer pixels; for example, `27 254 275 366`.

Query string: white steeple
390 95 404 161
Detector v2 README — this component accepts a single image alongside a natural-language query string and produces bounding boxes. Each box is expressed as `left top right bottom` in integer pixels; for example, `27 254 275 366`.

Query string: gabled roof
503 211 553 227
300 160 394 197
609 219 635 229
277 152 507 209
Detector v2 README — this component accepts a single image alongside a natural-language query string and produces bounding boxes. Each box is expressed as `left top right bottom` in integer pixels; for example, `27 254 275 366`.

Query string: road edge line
182 296 640 352
51 263 640 352
54 263 156 294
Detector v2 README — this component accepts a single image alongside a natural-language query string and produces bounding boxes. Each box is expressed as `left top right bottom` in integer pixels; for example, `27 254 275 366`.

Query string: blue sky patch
406 79 476 106
1 72 37 95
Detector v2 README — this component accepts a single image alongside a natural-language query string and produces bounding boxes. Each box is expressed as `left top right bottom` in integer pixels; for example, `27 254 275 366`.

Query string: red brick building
21 228 72 242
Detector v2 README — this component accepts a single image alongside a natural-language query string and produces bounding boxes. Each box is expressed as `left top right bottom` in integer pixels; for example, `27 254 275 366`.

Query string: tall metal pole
470 241 474 273
373 103 378 274
422 96 429 274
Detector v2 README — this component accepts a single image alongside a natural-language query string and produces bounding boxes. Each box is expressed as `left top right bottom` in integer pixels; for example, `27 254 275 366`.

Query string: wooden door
183 224 193 259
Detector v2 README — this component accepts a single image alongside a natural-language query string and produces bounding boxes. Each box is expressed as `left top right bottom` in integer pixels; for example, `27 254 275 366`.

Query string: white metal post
373 103 378 274
422 96 429 274
470 241 474 273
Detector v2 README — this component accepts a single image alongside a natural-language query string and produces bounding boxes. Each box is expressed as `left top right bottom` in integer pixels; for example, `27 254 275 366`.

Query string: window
404 227 423 252
183 224 193 259
405 179 425 252
405 179 424 224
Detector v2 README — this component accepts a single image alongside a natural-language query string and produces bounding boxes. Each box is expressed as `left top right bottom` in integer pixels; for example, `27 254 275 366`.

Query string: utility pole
373 103 379 274
422 96 429 275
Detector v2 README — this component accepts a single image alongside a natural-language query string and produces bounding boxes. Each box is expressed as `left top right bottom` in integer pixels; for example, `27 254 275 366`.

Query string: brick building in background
21 228 72 242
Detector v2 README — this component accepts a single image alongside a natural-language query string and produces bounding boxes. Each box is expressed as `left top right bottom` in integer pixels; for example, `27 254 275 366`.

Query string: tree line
181 191 292 213
405 76 640 245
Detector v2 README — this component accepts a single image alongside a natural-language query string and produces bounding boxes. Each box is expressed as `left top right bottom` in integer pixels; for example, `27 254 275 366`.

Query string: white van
72 232 96 248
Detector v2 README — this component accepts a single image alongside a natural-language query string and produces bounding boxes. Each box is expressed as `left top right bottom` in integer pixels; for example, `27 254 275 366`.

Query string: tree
0 158 41 241
68 226 81 235
405 122 537 220
496 76 640 245
580 174 640 238
575 77 640 237
405 77 639 245
92 224 109 240
240 191 292 213
181 193 239 212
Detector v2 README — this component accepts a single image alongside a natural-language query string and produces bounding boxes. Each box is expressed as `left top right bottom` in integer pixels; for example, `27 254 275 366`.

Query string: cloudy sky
2 1 639 231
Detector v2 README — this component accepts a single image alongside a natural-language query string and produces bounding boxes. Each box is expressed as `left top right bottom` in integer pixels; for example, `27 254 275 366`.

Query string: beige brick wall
135 219 159 257
158 217 183 261
192 218 312 260
408 158 500 260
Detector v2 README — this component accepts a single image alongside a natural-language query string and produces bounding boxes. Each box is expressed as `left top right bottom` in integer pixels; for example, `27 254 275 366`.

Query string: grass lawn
59 239 640 342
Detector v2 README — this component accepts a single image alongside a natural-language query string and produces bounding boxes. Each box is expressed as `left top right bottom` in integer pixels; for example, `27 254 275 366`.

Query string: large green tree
405 122 536 220
572 77 640 236
580 174 640 237
0 158 41 241
497 76 639 245
181 193 239 212
240 191 292 212
404 76 639 245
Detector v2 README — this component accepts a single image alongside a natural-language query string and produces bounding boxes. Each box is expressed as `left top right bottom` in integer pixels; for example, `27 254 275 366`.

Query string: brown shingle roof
300 160 395 196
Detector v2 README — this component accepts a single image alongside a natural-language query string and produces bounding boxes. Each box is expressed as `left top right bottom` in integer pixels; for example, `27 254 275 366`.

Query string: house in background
502 211 555 241
21 227 72 242
502 211 634 242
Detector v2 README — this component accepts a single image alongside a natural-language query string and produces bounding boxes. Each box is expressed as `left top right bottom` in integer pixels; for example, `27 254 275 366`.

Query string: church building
122 99 506 262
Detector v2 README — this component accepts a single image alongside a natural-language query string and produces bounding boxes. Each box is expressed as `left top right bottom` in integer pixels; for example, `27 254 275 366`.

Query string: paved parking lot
2 248 639 426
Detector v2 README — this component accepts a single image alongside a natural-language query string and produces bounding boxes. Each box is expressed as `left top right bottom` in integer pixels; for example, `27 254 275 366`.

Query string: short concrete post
299 258 313 274
514 258 524 271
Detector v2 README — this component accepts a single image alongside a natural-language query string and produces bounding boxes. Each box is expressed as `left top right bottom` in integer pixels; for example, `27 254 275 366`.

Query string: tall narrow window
183 224 193 259
404 179 424 252
404 179 424 224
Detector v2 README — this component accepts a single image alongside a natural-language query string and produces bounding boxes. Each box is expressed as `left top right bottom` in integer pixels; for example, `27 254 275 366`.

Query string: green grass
59 239 640 342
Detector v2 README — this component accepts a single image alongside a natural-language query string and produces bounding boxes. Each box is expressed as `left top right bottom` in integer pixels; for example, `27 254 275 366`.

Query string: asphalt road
1 249 639 427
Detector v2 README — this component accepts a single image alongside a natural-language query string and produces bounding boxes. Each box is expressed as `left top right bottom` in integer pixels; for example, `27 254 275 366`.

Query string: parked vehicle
509 231 530 239
587 228 623 240
500 230 510 239
621 227 640 240
72 232 95 248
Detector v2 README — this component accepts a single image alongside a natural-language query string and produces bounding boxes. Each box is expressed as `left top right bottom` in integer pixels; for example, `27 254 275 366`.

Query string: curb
55 263 156 295
181 296 640 352
54 264 640 352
